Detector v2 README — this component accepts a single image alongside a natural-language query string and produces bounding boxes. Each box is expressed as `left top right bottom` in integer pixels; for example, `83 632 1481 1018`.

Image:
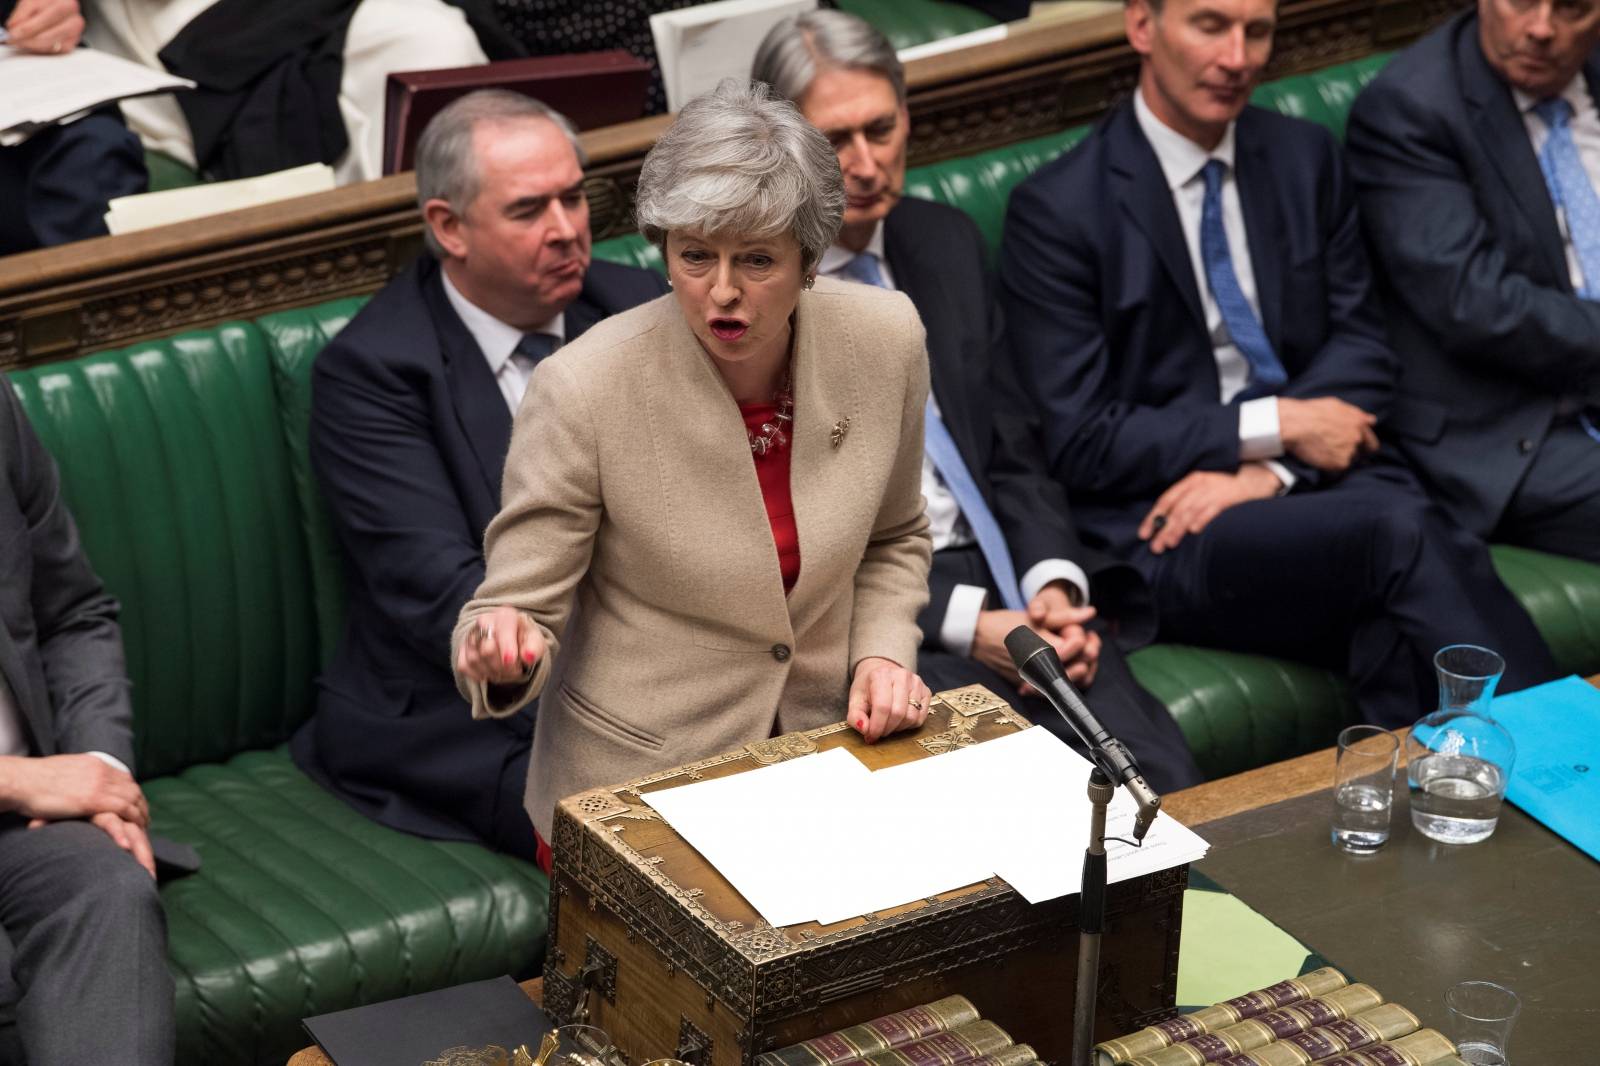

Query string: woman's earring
803 274 816 291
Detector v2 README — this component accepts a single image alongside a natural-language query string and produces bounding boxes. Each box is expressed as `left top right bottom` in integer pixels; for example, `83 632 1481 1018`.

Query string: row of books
1096 967 1466 1066
756 996 1036 1066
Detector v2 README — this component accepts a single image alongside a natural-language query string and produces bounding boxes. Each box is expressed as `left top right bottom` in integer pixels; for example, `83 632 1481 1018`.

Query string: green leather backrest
836 0 998 51
254 298 371 666
10 327 321 778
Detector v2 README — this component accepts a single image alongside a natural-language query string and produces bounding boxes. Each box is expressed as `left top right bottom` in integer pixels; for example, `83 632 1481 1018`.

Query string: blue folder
1489 675 1600 863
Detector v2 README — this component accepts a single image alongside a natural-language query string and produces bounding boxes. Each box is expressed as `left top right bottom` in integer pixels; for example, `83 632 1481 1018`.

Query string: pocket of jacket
559 682 665 751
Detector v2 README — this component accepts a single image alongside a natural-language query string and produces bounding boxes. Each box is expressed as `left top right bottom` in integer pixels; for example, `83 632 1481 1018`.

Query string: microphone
1005 626 1163 841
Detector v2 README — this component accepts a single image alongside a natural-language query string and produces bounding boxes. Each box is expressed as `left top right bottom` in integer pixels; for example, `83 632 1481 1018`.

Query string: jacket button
772 644 791 662
1518 438 1534 454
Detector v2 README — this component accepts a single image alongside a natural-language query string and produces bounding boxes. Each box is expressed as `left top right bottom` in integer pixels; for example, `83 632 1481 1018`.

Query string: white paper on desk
645 725 1208 927
650 0 815 113
104 163 336 234
0 47 193 145
644 746 873 927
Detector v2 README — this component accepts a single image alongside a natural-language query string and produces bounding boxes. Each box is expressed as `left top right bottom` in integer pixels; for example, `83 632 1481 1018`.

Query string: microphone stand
1072 766 1115 1066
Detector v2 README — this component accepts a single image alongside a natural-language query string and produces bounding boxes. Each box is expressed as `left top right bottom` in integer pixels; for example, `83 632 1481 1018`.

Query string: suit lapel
1459 25 1570 286
882 208 969 449
1108 105 1207 332
424 264 516 497
1235 116 1287 353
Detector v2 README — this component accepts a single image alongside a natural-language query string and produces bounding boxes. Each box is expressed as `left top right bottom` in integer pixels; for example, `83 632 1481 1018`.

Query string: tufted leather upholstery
11 315 548 1066
596 51 1600 778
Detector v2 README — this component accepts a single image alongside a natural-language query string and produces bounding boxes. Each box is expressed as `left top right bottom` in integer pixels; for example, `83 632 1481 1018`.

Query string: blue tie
515 332 557 365
841 252 1025 611
1532 98 1600 444
1200 159 1287 402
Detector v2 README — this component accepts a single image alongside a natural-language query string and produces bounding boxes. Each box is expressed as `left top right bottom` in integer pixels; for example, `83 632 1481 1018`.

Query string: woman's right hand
457 606 547 685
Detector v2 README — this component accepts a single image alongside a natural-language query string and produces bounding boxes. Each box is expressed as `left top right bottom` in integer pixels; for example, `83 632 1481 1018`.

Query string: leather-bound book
757 998 980 1066
844 1021 1013 1066
1308 1028 1458 1066
382 51 651 174
1095 969 1350 1063
1125 988 1393 1066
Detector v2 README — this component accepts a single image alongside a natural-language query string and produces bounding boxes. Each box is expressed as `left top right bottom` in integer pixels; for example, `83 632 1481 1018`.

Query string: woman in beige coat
453 80 934 849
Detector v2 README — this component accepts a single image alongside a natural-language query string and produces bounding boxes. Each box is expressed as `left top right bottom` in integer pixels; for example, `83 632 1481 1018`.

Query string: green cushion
1249 51 1391 142
1490 545 1600 677
153 748 548 1066
10 328 320 778
835 0 997 50
144 149 202 193
256 298 371 666
593 234 663 274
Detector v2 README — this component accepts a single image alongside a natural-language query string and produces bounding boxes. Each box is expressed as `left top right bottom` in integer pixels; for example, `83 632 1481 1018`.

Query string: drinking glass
1407 645 1517 845
1445 980 1520 1065
1332 724 1399 852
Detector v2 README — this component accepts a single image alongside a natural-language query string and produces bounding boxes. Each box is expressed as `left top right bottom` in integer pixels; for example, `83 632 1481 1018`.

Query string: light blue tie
1532 98 1600 444
1201 159 1288 402
841 252 1025 610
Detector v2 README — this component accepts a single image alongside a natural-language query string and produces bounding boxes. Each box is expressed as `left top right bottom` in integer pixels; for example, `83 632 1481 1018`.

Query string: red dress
740 401 801 593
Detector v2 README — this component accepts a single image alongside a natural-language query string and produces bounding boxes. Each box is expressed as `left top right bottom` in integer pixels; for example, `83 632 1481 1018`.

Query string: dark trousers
1497 416 1600 565
1138 455 1559 730
0 107 147 255
916 546 1204 793
0 817 174 1066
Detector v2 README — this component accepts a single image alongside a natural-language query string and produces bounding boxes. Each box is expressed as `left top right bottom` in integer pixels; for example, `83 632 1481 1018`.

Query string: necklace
747 375 794 457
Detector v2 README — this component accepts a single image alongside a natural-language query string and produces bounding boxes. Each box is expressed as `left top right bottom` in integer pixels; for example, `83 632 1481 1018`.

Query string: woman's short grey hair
415 89 587 258
751 9 906 108
634 79 844 274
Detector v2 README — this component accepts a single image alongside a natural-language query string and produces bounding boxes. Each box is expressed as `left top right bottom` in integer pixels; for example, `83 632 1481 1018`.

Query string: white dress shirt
441 270 564 414
1134 89 1295 490
821 225 1091 657
1512 76 1600 294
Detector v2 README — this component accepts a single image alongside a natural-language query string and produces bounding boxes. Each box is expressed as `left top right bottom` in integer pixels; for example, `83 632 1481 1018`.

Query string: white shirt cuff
1238 397 1285 461
88 751 132 776
1262 460 1297 494
1020 558 1092 608
940 583 989 658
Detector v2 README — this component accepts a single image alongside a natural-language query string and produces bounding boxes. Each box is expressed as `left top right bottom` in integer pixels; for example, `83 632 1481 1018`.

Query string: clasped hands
1140 396 1377 554
973 582 1100 691
456 607 932 744
0 753 155 876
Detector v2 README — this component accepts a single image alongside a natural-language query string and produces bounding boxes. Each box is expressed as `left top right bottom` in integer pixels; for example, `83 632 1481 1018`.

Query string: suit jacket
453 278 933 837
881 197 1154 645
291 253 667 844
0 385 133 768
998 100 1396 556
1346 12 1600 536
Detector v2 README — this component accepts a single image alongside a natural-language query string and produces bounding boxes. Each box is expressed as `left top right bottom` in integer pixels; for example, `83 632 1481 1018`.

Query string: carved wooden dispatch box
542 685 1186 1066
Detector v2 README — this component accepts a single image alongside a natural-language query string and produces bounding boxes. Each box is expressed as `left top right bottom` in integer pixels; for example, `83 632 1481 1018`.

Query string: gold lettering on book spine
854 1022 1014 1066
757 997 980 1066
1094 969 1349 1063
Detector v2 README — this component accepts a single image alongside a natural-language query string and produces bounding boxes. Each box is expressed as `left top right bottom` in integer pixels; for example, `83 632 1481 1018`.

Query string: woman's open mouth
710 319 749 342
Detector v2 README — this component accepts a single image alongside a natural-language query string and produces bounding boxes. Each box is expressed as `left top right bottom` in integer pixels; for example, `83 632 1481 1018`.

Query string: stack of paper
0 47 192 146
104 163 336 234
645 726 1210 928
650 0 816 114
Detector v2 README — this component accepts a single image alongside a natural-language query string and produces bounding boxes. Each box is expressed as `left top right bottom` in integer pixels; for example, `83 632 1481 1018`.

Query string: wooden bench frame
0 0 1461 370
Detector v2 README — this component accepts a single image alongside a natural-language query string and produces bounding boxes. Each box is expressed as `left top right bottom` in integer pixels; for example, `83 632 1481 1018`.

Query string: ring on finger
908 696 923 712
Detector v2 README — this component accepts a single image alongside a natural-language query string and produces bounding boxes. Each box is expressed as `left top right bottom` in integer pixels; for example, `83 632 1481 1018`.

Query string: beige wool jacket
452 276 933 838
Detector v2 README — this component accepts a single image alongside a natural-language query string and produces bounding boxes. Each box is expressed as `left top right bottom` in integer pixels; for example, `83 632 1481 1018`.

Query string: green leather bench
11 311 549 1066
590 50 1600 773
14 49 1600 1066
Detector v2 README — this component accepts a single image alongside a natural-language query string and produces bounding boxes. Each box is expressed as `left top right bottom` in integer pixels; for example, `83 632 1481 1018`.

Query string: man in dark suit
290 90 666 865
0 386 173 1065
998 0 1559 728
1346 2 1600 563
0 0 147 254
754 10 1203 790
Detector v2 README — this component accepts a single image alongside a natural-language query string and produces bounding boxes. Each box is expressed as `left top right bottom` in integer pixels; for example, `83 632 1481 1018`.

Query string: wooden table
290 684 1596 1063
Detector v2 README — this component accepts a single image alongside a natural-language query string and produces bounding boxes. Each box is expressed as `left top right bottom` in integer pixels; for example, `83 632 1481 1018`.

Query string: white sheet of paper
643 726 1208 927
104 163 337 234
0 47 193 144
649 0 815 113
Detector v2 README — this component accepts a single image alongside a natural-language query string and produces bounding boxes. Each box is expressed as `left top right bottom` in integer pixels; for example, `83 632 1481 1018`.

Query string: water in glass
1456 1042 1509 1065
1410 752 1506 844
1332 781 1391 851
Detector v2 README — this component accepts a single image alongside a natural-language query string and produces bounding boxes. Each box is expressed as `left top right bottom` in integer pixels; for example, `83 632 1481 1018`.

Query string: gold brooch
831 417 851 449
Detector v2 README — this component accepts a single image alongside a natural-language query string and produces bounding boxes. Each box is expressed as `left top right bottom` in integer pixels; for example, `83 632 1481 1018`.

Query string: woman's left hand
846 657 931 744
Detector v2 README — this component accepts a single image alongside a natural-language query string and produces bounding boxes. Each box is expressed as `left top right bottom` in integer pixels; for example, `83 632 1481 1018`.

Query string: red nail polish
857 719 865 730
522 650 535 663
503 653 513 667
